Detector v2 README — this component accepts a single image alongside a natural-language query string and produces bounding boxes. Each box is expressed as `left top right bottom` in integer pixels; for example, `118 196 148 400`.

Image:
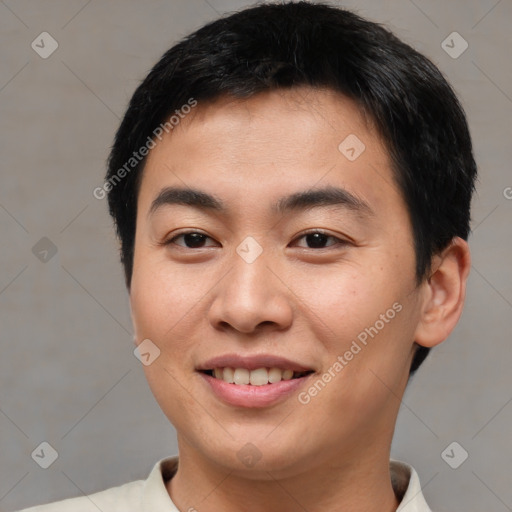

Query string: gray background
1 0 511 511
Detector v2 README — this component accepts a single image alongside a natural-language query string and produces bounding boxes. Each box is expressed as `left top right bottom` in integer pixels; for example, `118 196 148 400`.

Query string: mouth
196 354 316 407
199 367 314 386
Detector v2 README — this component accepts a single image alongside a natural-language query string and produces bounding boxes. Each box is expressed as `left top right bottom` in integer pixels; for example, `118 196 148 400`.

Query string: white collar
391 459 433 511
143 456 432 511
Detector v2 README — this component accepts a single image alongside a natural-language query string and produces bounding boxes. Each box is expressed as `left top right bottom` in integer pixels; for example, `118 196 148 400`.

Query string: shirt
15 456 433 511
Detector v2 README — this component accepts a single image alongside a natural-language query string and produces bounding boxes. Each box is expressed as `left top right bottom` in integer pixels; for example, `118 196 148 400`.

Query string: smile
201 367 313 386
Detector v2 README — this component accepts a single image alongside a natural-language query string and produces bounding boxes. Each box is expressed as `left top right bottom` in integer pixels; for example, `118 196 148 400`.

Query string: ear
413 237 471 348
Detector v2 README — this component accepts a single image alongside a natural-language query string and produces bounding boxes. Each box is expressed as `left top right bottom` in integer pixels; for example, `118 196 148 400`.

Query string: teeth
233 368 250 385
223 367 234 384
282 369 293 380
211 367 308 385
249 368 268 386
268 367 283 383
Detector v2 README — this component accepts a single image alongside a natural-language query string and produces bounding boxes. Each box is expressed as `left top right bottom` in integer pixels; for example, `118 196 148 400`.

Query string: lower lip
199 372 312 408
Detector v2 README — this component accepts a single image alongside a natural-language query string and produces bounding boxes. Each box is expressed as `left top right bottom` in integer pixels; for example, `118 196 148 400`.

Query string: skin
129 86 471 512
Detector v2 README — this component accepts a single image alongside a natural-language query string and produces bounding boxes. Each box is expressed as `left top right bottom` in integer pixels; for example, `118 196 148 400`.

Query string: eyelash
163 230 349 250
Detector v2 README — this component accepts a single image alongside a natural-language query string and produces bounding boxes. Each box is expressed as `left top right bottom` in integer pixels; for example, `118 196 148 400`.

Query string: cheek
293 261 401 343
130 265 166 341
296 256 419 395
130 248 207 341
130 257 203 427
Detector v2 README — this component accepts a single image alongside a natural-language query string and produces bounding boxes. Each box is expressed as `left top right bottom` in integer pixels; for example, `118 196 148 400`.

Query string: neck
166 441 400 512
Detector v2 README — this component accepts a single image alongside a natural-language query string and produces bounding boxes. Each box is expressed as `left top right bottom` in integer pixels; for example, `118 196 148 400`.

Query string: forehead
137 87 401 219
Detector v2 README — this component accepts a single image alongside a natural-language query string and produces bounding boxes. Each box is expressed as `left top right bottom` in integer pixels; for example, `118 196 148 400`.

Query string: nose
207 245 294 334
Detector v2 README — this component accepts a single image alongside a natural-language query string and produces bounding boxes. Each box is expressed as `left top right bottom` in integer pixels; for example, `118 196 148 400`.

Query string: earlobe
413 237 471 348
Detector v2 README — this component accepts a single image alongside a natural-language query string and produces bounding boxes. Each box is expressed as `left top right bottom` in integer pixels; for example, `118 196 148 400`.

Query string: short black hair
105 1 477 374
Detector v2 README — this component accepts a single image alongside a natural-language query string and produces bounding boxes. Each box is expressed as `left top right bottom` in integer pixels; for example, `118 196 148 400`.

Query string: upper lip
197 354 315 372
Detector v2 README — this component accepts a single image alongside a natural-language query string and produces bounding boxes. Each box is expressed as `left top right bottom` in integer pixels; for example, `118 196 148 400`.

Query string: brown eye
294 231 348 249
304 232 331 248
165 232 217 248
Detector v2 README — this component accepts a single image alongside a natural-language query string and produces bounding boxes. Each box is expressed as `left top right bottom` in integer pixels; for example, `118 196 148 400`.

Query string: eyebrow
148 185 374 218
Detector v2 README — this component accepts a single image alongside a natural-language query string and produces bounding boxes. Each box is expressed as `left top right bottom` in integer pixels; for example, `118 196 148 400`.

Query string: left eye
292 231 346 249
165 232 217 248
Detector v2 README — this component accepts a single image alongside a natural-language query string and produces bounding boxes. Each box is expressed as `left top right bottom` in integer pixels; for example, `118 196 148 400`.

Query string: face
129 87 427 477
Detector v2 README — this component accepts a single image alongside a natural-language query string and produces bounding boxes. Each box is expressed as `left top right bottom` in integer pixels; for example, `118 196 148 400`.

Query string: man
18 1 476 511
